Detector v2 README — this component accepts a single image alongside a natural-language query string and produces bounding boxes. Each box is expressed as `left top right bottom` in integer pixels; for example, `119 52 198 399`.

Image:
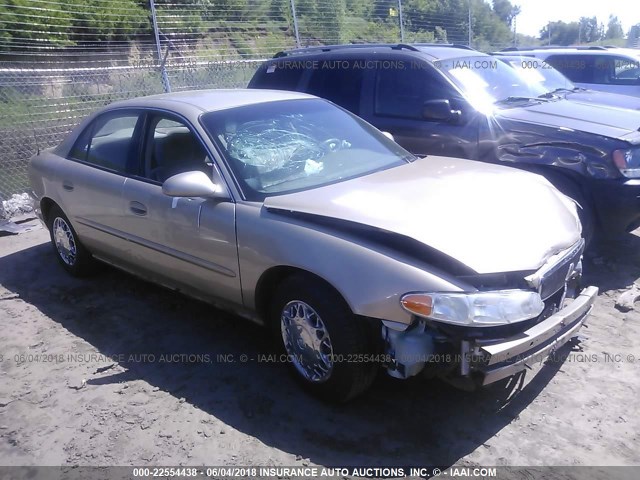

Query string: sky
513 0 639 37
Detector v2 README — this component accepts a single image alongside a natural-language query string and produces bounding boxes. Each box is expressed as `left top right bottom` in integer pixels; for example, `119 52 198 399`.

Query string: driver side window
375 65 452 120
142 115 211 183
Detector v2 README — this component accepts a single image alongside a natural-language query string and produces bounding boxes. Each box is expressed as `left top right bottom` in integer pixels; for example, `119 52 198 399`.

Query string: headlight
613 148 640 178
400 290 545 327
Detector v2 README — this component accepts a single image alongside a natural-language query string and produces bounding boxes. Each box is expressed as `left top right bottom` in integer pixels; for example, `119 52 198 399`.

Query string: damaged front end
382 239 597 388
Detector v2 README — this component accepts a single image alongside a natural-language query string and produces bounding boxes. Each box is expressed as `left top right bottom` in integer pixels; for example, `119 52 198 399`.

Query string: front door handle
62 181 74 191
129 201 147 216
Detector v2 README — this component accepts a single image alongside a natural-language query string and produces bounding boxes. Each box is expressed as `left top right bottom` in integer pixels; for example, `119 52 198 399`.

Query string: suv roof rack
272 42 473 58
273 43 420 58
412 43 475 50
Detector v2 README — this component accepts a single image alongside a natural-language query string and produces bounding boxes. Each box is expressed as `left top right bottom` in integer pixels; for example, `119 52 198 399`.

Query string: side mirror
162 171 228 199
422 99 455 121
381 131 395 142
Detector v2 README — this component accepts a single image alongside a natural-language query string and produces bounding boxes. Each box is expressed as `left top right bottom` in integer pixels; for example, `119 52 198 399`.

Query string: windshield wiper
539 87 585 98
494 96 552 105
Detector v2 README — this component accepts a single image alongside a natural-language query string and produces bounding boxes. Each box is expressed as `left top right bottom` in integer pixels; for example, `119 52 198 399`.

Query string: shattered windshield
201 99 413 200
437 56 552 106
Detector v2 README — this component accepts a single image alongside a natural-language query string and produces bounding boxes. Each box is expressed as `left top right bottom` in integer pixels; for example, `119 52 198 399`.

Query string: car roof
495 47 640 58
109 89 315 113
494 54 548 62
414 45 487 60
271 43 483 62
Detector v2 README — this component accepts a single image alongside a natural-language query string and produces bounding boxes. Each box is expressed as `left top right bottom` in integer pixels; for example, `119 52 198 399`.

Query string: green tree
492 0 520 27
578 16 601 43
540 21 580 45
345 0 373 19
1 0 74 45
605 15 624 40
372 0 400 20
70 0 149 43
0 0 150 46
469 0 511 46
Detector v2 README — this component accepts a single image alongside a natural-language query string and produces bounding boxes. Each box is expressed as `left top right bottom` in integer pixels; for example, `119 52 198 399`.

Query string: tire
576 195 596 250
47 205 96 277
557 182 596 249
270 274 378 403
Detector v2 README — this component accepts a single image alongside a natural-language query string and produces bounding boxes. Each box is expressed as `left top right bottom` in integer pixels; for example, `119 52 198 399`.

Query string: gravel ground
0 226 639 478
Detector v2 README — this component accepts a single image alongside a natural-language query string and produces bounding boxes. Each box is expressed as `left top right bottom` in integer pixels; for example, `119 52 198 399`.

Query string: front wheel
270 275 378 403
47 205 96 276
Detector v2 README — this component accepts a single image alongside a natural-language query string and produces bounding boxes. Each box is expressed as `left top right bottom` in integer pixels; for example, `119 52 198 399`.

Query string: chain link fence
0 60 264 201
2 0 515 201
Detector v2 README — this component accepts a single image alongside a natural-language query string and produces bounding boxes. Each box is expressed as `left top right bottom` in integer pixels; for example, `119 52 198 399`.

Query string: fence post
150 0 171 93
290 0 301 48
398 0 405 43
468 1 472 46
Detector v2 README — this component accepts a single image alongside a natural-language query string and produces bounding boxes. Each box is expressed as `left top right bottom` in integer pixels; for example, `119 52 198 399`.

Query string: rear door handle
129 201 147 216
62 181 74 191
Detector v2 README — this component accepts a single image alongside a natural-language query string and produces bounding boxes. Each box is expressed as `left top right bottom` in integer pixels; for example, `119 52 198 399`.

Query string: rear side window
607 56 640 85
69 113 141 173
250 61 304 90
375 65 452 120
546 54 640 85
306 60 364 114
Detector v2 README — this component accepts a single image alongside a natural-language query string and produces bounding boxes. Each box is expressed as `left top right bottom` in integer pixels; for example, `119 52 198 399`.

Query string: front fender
479 117 625 179
236 204 466 326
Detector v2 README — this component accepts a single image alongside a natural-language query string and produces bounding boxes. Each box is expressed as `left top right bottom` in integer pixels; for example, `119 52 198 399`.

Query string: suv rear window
249 61 304 91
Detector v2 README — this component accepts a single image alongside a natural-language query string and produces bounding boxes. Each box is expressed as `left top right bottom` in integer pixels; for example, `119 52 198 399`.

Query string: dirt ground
1 225 639 478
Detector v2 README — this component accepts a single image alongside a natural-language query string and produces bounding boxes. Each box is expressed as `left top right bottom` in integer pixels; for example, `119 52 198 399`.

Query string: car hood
263 156 581 274
567 90 640 112
496 99 640 145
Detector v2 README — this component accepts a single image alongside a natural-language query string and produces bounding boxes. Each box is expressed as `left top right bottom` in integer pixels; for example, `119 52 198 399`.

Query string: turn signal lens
400 294 433 317
613 149 640 178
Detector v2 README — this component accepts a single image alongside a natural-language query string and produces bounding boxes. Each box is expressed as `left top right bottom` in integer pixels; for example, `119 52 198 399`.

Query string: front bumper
474 285 598 385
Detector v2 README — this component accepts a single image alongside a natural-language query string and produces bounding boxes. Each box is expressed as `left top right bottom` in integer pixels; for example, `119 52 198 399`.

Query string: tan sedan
29 89 597 402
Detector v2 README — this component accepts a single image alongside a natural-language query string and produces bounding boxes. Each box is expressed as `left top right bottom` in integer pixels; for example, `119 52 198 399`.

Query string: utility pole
468 1 472 47
548 21 551 45
513 15 517 46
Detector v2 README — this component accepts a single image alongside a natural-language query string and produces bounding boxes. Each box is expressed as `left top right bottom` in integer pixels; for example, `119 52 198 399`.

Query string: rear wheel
270 274 378 403
47 205 96 276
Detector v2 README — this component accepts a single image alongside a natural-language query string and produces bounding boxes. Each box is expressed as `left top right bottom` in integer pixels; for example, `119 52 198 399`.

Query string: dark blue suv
249 43 640 241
